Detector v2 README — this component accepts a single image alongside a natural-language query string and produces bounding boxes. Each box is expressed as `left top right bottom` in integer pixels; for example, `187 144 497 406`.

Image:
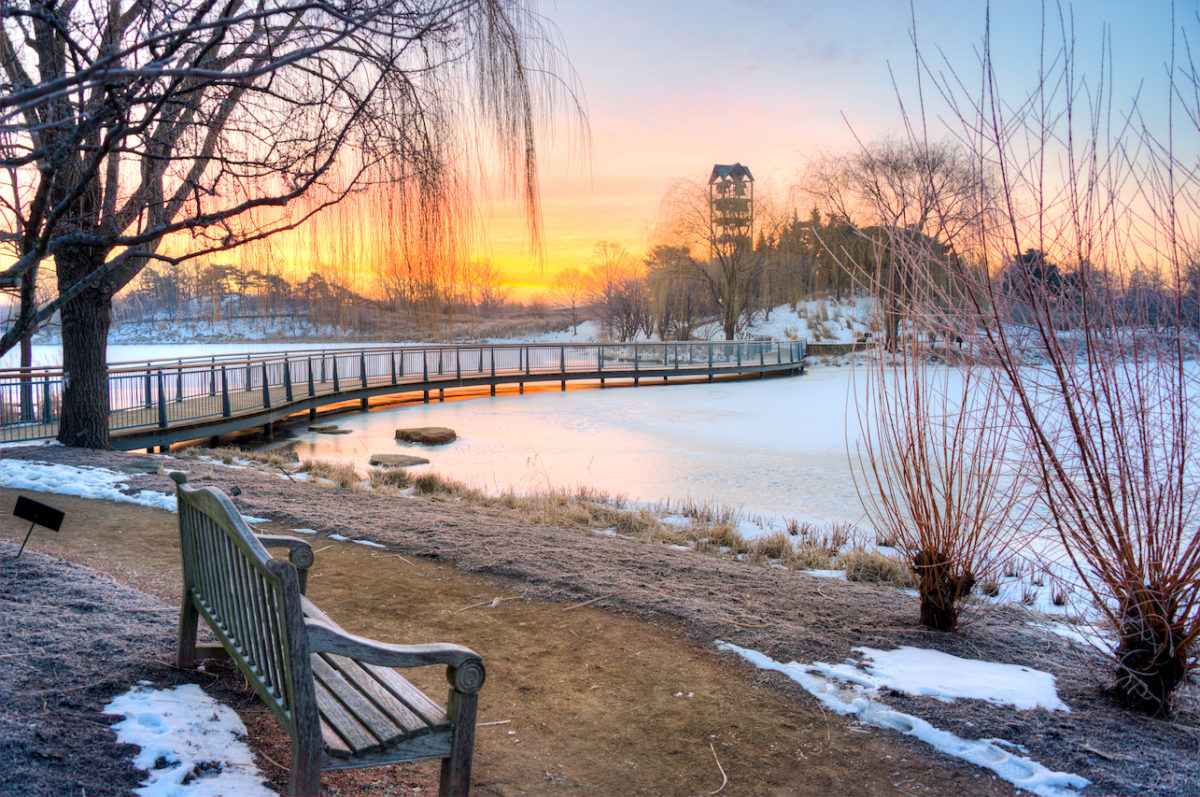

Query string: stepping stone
117 461 162 475
309 424 353 435
369 454 430 468
395 427 457 446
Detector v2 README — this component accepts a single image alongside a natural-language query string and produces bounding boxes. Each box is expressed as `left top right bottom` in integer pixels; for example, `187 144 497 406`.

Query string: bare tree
853 261 1033 632
803 140 989 349
587 241 648 341
550 266 588 334
869 6 1200 714
1 0 581 446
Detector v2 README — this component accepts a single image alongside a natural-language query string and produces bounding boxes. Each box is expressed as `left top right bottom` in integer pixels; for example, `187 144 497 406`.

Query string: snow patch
0 460 176 512
716 641 1087 797
104 684 275 797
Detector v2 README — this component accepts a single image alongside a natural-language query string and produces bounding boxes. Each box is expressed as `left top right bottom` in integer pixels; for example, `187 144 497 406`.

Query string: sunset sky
482 0 1194 295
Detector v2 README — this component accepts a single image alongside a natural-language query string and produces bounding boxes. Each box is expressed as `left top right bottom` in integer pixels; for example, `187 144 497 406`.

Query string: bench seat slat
312 678 383 757
361 662 450 728
323 654 439 737
320 718 353 759
310 655 405 750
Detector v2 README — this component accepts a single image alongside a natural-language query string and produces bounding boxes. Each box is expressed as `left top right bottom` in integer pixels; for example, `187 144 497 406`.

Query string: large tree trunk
18 267 37 421
57 257 112 448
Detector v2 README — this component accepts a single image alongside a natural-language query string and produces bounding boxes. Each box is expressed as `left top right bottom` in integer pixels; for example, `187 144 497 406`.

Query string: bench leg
176 595 200 669
439 689 478 797
288 737 323 797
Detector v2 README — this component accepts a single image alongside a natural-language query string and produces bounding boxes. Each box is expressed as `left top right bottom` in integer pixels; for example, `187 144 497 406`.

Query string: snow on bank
716 641 1087 797
823 646 1070 711
0 459 177 512
104 683 275 797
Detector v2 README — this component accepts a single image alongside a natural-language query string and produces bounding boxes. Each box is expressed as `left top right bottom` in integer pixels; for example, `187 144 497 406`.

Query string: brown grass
837 548 914 589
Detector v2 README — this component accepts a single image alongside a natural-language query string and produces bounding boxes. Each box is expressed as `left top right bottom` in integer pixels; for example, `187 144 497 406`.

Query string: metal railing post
490 347 496 396
398 350 405 378
221 367 231 417
456 349 461 381
245 358 252 392
42 377 52 423
307 358 316 397
360 353 368 389
144 367 152 408
597 344 603 372
332 357 340 393
423 350 429 383
175 363 183 403
737 344 742 367
524 346 530 377
760 344 765 367
157 370 168 429
209 358 216 396
391 351 398 385
261 363 271 409
284 358 294 402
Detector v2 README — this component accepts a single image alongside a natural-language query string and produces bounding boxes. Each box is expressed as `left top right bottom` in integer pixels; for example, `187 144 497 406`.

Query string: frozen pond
283 367 868 528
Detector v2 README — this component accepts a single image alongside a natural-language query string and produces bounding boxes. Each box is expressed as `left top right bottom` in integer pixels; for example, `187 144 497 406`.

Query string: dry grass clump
302 459 362 488
749 531 795 563
694 522 749 555
837 548 914 589
369 468 413 490
411 472 485 502
178 444 298 469
790 544 835 570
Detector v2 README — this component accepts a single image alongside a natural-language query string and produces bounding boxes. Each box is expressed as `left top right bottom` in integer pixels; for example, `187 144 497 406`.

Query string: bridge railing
0 339 806 443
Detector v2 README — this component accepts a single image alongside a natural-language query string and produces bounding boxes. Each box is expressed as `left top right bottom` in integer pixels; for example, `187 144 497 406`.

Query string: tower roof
709 163 754 183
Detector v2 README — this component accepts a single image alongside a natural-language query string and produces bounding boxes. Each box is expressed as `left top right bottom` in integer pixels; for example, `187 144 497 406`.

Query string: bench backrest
176 484 316 737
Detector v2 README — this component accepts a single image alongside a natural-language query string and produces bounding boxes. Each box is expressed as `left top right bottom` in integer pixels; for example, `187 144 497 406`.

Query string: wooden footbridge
0 339 805 451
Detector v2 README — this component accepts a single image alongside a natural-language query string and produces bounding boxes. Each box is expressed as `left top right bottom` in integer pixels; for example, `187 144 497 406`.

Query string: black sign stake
12 496 65 559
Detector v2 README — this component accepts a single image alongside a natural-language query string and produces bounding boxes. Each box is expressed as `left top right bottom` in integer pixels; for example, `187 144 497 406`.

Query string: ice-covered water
287 367 869 528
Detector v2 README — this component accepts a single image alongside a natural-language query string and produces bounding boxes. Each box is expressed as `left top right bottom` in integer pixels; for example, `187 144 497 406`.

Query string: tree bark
18 267 37 421
56 251 112 449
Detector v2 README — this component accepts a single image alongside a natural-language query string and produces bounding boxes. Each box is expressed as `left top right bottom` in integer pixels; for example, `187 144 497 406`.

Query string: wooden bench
169 473 484 796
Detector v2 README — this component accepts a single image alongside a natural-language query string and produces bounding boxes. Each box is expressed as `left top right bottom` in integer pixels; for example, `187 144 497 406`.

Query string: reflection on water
277 371 867 527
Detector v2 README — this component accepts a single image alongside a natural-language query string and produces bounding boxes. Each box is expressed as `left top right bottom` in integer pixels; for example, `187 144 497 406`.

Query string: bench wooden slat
323 654 436 738
362 662 450 728
310 654 405 749
312 677 383 756
320 718 353 758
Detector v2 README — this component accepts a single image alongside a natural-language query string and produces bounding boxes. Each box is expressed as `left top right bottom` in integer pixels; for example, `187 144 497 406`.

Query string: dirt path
2 489 1008 796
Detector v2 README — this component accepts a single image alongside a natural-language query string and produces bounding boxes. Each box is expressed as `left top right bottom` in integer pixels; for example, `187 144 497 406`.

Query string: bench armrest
306 618 483 689
255 534 314 594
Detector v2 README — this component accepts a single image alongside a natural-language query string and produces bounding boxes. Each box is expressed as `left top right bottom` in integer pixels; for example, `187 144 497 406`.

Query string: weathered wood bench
169 473 484 796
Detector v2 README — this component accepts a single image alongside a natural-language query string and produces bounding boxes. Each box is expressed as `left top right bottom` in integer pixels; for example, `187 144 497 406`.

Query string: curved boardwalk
0 340 806 451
